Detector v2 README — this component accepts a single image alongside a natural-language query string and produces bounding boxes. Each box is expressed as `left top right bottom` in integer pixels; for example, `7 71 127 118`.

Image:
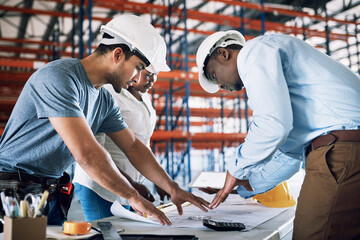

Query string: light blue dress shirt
227 34 360 198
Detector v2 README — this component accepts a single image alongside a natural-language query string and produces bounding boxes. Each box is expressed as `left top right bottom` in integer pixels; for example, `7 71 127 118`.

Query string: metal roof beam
203 0 358 25
0 3 354 41
16 0 34 57
41 3 64 44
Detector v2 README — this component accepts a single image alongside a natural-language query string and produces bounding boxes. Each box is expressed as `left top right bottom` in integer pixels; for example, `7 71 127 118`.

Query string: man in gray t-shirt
0 58 126 178
0 14 209 226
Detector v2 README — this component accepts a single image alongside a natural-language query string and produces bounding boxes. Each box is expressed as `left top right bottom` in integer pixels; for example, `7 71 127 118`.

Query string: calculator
203 219 246 231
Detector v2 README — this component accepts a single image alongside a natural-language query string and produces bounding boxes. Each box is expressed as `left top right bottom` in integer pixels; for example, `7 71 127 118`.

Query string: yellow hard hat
252 181 296 208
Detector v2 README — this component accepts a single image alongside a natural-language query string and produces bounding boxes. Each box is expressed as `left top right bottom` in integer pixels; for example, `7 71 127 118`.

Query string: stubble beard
106 72 123 93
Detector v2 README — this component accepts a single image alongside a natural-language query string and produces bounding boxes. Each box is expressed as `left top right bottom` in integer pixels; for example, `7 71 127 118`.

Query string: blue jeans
45 192 67 226
74 183 115 222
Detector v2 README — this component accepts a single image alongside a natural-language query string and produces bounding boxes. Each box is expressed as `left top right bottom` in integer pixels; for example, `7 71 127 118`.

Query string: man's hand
170 186 211 215
199 187 238 195
155 185 170 203
132 182 155 202
129 193 172 225
209 170 253 209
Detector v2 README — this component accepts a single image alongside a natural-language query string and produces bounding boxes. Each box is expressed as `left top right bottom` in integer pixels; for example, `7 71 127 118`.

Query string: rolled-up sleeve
235 150 302 198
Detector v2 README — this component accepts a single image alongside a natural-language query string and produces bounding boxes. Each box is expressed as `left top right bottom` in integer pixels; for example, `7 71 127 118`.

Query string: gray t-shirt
0 58 127 178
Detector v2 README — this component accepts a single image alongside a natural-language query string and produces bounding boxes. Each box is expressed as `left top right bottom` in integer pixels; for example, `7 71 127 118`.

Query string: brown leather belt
307 130 360 154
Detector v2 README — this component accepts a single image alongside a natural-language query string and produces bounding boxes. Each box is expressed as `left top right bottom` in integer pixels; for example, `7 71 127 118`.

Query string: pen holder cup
4 216 47 240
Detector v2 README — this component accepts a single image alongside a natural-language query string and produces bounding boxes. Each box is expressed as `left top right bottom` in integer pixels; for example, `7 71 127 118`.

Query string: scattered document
165 199 287 231
110 200 161 225
110 194 289 231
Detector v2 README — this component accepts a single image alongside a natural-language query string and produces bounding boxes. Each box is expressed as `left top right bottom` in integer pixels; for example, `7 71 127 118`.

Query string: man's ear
113 47 124 63
217 48 229 60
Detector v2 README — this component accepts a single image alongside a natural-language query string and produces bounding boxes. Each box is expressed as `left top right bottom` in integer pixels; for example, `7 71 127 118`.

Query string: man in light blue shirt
196 30 360 239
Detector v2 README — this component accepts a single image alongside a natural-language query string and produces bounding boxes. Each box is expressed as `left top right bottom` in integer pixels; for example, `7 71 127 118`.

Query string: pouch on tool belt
57 172 74 219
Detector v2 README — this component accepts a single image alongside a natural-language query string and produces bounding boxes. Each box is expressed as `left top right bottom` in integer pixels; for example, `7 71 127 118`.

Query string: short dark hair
94 33 133 60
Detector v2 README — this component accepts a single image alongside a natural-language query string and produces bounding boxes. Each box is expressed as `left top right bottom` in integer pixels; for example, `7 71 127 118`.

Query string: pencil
33 190 49 218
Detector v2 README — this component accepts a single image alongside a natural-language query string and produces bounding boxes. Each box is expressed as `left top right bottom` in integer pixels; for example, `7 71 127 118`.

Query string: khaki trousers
293 142 360 240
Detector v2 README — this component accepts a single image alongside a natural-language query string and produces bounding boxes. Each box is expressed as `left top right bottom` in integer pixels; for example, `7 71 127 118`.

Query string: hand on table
170 186 211 215
199 187 238 195
209 170 253 209
129 194 171 225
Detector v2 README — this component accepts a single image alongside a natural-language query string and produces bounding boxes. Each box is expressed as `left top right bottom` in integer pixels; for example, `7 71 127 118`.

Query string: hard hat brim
147 62 171 73
257 199 297 208
199 71 220 93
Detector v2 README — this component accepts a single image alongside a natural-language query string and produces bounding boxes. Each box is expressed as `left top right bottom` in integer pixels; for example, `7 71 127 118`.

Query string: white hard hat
196 30 246 93
100 14 170 73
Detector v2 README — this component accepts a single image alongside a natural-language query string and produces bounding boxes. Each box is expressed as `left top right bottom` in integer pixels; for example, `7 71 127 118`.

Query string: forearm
48 117 141 203
125 138 178 195
76 145 139 201
107 129 179 196
117 167 135 183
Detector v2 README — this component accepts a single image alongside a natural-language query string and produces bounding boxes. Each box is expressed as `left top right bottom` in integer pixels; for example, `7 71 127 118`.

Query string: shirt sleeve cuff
227 145 271 180
230 150 303 199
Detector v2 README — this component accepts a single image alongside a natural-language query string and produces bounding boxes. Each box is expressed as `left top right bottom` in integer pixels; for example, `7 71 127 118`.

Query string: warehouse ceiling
0 0 359 72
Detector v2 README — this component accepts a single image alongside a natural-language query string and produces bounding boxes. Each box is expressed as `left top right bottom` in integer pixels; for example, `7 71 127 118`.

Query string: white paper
110 200 161 225
165 198 287 231
188 171 227 189
110 194 288 231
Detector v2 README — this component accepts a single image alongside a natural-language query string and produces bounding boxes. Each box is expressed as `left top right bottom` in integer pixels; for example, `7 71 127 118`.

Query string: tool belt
307 130 360 155
0 171 74 219
0 171 58 196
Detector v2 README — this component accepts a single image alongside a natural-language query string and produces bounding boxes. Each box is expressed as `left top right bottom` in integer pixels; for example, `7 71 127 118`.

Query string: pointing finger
176 203 183 215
